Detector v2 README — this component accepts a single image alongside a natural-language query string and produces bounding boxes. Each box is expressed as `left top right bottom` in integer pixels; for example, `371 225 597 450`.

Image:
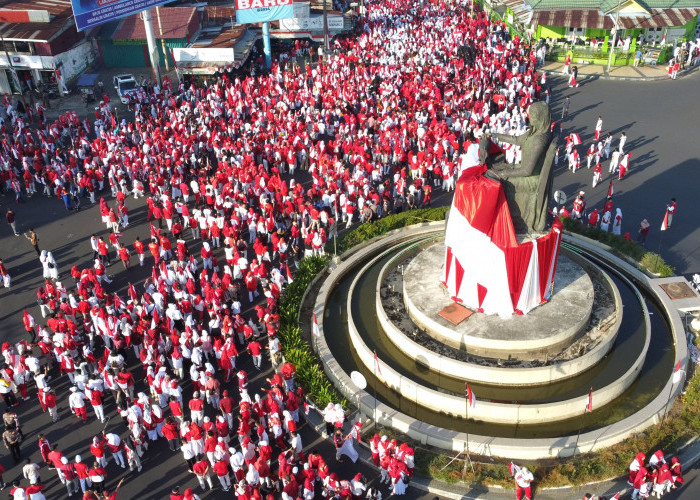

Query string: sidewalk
307 407 700 499
542 60 699 81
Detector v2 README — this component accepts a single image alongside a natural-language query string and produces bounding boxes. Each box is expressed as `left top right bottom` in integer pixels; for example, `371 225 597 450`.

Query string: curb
545 64 699 82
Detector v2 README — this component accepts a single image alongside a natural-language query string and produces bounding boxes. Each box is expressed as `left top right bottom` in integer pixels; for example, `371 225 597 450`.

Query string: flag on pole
466 383 477 410
585 388 593 413
571 133 582 145
374 350 383 377
286 264 294 284
312 312 320 337
607 180 614 198
661 210 669 231
128 282 138 302
509 462 521 477
612 493 620 500
672 360 683 384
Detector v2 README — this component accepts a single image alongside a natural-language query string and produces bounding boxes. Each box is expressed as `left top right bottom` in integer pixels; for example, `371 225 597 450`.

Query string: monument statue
479 101 558 233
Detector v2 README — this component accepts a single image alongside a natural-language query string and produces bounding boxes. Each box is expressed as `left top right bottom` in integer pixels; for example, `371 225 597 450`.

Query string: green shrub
277 256 344 409
338 207 449 253
640 252 675 277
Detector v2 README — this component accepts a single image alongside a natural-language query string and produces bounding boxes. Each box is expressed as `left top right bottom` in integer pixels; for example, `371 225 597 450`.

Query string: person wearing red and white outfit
68 386 88 422
515 466 534 500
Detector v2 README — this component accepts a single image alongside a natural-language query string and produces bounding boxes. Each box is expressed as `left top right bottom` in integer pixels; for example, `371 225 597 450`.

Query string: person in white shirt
514 466 534 500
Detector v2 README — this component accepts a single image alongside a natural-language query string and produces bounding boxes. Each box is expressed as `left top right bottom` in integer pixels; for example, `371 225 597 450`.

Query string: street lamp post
607 0 622 72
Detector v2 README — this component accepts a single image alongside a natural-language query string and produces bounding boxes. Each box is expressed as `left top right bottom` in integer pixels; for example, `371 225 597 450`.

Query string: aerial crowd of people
0 0 688 499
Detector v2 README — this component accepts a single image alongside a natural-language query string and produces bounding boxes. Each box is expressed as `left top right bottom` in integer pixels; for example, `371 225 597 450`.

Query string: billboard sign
70 0 171 32
235 0 294 24
279 15 344 31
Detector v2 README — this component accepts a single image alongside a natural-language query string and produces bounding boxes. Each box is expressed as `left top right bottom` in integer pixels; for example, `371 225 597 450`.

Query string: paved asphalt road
0 70 698 499
548 72 700 277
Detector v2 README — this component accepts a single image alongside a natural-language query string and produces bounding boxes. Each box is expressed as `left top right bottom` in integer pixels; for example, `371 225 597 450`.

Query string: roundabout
309 221 687 459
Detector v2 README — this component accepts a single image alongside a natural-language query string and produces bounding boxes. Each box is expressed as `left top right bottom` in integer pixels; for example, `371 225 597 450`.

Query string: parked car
112 73 138 104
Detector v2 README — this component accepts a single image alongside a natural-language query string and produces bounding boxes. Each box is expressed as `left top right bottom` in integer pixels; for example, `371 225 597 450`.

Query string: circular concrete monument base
403 242 596 360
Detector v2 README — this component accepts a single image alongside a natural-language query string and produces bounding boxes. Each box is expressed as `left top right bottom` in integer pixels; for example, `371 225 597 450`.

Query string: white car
112 73 138 104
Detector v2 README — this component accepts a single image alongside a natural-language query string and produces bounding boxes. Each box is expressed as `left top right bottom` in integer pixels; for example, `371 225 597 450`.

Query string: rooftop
111 6 198 40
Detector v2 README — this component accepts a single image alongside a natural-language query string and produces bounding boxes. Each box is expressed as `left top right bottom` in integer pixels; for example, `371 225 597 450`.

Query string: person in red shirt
169 397 184 426
133 236 145 266
213 458 231 491
162 416 180 451
148 239 160 264
74 455 90 494
43 387 58 422
247 340 262 370
118 246 131 269
192 457 213 491
59 456 79 496
100 477 125 500
170 486 185 500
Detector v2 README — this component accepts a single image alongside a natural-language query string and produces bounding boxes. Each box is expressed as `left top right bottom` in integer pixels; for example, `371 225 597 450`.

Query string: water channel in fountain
323 233 675 439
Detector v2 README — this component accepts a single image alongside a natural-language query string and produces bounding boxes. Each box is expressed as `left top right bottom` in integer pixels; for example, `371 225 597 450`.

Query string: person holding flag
662 198 677 230
510 462 534 500
618 152 631 180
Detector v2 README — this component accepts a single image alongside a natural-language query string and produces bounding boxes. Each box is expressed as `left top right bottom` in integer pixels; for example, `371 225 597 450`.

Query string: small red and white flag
661 210 669 231
607 180 614 198
672 360 683 384
374 350 383 377
585 388 593 413
128 282 138 302
312 313 320 337
113 293 124 310
286 264 294 284
466 383 477 410
571 133 582 145
509 462 521 477
612 492 621 500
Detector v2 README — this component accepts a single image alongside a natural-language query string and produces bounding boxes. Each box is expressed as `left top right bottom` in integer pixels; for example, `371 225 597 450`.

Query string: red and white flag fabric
286 264 294 284
443 166 563 317
374 350 383 377
620 153 630 170
571 133 582 145
466 383 477 410
509 462 521 477
607 180 614 198
128 282 138 302
672 360 683 384
312 313 320 337
661 210 669 231
585 388 593 413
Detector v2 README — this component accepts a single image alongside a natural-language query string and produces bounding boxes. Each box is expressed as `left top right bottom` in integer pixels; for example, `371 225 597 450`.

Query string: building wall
537 25 566 38
53 39 95 82
99 39 185 68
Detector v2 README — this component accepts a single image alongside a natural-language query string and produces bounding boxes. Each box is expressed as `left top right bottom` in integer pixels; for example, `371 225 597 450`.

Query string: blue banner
235 0 294 25
71 0 171 32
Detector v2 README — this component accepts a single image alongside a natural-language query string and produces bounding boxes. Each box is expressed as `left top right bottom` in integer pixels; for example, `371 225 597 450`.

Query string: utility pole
142 9 161 85
323 0 329 56
607 0 622 72
155 6 170 72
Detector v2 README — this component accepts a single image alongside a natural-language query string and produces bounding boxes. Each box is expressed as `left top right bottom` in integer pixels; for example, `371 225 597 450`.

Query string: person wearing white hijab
612 208 623 235
46 252 58 279
245 463 259 487
39 250 51 279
